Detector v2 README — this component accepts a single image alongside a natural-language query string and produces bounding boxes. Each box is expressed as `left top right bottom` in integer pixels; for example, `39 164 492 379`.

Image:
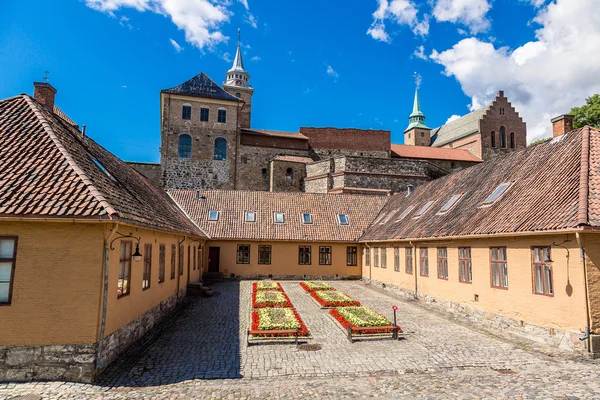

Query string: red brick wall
240 132 309 150
299 127 391 152
552 116 574 137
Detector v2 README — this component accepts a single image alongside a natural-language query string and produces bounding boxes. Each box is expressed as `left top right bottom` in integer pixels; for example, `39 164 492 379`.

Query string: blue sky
1 0 599 162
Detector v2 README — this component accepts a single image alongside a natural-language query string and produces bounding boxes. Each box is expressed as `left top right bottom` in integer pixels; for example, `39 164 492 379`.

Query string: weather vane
414 71 422 90
43 70 50 82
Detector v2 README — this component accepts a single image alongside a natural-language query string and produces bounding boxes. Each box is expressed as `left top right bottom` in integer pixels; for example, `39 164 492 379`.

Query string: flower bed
310 290 360 308
250 308 309 337
299 281 335 292
252 280 283 292
252 290 293 308
329 306 402 334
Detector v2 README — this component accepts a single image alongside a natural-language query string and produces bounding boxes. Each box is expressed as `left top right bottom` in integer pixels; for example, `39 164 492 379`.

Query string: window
319 246 332 265
394 247 400 272
118 241 132 298
347 246 358 266
302 213 313 224
420 131 425 137
178 134 192 158
274 212 285 224
258 245 271 264
395 206 414 222
532 247 553 295
459 247 472 283
237 244 250 264
337 214 349 225
143 244 152 290
437 247 448 279
182 105 191 120
491 247 508 288
483 182 511 205
381 210 397 224
200 107 209 122
365 247 370 267
286 168 293 181
214 137 227 160
217 109 227 123
299 246 311 265
414 201 435 218
381 248 387 269
510 132 515 149
245 211 256 223
0 237 17 304
405 248 413 274
261 168 267 177
241 156 247 164
236 92 241 98
374 248 379 268
419 248 429 277
490 131 496 148
408 133 411 139
158 244 165 283
179 245 184 276
208 210 220 221
499 126 506 148
170 244 176 280
438 194 462 214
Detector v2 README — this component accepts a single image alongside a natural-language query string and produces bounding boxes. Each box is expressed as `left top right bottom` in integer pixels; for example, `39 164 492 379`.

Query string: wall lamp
543 240 571 263
109 232 143 262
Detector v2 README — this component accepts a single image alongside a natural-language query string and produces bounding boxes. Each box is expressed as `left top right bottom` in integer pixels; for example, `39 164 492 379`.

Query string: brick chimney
551 114 574 137
33 82 57 111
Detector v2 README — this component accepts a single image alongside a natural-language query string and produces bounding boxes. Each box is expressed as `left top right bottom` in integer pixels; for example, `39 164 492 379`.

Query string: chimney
551 114 574 137
33 82 57 111
406 184 414 197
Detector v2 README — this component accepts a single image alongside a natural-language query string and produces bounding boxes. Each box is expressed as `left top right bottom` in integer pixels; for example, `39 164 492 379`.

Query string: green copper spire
404 75 430 132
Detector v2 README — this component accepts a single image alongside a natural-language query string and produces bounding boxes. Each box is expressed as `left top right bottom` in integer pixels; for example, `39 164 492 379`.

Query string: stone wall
269 159 306 192
127 162 161 187
304 159 331 193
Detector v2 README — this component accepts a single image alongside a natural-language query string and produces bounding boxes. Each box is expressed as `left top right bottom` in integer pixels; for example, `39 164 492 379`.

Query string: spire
229 28 245 73
404 73 430 132
410 86 423 118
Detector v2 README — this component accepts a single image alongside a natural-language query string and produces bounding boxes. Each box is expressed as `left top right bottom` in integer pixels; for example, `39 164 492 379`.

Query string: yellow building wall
0 221 104 346
582 232 600 333
363 235 588 332
204 241 362 278
104 226 202 336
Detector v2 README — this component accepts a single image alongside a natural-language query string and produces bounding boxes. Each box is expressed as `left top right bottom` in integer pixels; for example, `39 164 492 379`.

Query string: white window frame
482 182 513 207
244 211 256 223
208 210 220 221
302 213 313 224
337 214 349 225
273 212 285 224
437 194 463 215
395 206 415 222
413 201 435 219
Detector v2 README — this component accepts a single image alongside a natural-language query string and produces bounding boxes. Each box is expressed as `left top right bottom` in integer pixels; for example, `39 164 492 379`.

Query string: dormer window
337 214 349 225
182 105 191 120
483 182 512 205
302 213 313 224
208 210 220 221
414 201 435 218
274 212 285 224
438 194 462 214
245 211 256 223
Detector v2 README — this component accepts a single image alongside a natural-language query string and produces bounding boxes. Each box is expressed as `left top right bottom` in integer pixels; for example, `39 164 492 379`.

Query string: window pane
545 267 553 294
439 195 461 213
484 183 510 204
0 282 9 302
0 263 12 281
492 263 499 286
0 239 15 258
535 265 543 293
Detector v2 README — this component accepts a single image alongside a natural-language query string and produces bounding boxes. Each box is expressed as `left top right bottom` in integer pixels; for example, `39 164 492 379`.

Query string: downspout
410 240 418 299
96 222 119 373
176 236 187 300
233 101 244 190
576 232 592 350
364 242 372 281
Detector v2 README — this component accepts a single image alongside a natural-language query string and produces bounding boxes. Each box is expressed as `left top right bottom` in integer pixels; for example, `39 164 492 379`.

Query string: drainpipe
177 236 187 300
410 240 418 299
364 242 372 282
95 222 119 373
576 232 592 351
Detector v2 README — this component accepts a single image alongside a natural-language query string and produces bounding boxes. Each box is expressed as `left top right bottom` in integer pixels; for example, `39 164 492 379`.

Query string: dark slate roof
168 190 388 242
362 127 599 241
161 72 242 102
0 94 204 237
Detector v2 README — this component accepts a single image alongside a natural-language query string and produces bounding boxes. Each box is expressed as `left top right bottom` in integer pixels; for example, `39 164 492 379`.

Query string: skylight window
381 210 397 224
274 212 285 224
302 213 313 224
208 210 220 221
438 194 462 214
414 201 435 218
245 211 256 223
337 214 349 225
483 182 512 205
372 212 387 225
90 155 116 182
395 206 415 222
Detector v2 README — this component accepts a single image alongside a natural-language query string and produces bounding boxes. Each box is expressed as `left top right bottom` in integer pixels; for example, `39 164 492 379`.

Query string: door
208 247 220 273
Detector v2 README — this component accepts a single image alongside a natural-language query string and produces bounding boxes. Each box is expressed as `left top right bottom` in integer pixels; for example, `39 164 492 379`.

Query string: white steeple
224 29 250 89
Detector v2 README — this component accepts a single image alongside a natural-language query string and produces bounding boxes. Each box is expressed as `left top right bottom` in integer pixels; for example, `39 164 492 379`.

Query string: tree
570 94 600 128
528 138 551 147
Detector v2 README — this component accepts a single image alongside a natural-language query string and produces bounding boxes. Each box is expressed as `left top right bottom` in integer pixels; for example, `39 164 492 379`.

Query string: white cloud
85 0 235 49
445 114 461 123
432 0 491 34
120 85 128 89
413 45 427 60
119 15 133 29
367 0 428 42
430 0 600 142
246 13 258 28
222 52 232 62
520 0 546 7
238 0 249 9
169 38 183 52
250 55 261 61
326 65 339 80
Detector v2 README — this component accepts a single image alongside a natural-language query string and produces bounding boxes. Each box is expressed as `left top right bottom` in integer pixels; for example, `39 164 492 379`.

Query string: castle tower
223 29 254 129
404 75 431 146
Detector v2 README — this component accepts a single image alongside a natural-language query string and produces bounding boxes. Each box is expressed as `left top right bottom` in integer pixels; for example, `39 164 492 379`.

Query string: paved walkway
1 281 599 399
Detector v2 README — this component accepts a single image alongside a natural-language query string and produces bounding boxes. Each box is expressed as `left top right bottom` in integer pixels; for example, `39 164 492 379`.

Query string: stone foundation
99 293 179 369
0 343 96 382
363 277 590 354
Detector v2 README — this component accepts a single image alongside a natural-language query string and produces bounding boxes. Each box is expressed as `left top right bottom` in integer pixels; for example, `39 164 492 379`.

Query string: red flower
252 291 293 308
250 309 309 337
252 282 284 292
329 309 402 335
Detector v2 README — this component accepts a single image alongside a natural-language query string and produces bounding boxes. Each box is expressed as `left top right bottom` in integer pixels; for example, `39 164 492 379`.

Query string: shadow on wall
97 282 241 386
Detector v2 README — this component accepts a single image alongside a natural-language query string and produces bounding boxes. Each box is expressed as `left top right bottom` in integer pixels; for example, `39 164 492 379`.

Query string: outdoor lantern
543 247 553 263
133 243 143 262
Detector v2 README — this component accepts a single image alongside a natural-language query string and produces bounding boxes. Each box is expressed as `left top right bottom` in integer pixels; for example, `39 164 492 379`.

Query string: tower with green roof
404 75 431 146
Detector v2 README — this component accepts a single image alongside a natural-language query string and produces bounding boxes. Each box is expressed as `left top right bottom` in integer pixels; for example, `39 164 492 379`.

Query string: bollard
347 325 353 343
392 305 398 340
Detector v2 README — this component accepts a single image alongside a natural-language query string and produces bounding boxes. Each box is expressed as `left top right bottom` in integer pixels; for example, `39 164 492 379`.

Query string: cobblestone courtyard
2 281 599 399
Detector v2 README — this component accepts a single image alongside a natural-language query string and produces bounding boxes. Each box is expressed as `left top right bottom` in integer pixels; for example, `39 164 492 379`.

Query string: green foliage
570 94 600 128
528 138 551 147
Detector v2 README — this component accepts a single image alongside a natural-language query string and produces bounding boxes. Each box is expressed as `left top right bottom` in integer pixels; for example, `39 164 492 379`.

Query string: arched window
490 131 496 148
178 134 192 158
285 168 293 181
499 126 506 148
236 93 241 98
510 132 515 149
214 137 227 160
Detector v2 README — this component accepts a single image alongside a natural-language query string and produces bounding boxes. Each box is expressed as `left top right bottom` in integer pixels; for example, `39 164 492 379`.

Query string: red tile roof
168 190 388 242
390 144 482 163
0 94 204 237
242 129 309 140
363 127 600 241
271 155 314 164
